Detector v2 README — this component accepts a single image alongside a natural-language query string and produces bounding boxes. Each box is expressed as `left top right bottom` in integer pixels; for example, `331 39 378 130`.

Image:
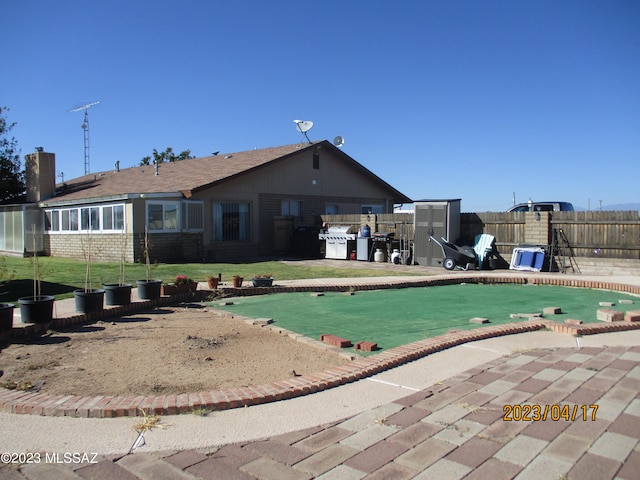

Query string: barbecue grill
318 226 357 259
372 232 394 242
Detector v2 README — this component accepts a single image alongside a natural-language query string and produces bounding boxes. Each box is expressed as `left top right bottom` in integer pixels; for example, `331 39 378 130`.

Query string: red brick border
1 275 639 418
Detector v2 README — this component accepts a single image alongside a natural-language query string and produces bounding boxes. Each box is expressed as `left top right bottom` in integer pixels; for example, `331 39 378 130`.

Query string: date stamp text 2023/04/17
503 404 598 422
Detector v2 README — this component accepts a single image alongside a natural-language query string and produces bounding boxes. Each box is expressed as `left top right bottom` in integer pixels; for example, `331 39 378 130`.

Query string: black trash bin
292 226 321 258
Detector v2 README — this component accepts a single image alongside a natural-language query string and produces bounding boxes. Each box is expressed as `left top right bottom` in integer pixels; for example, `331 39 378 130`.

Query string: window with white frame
182 201 204 231
146 201 180 232
102 204 124 231
280 199 302 216
80 207 100 231
45 204 125 233
45 210 60 231
213 202 250 241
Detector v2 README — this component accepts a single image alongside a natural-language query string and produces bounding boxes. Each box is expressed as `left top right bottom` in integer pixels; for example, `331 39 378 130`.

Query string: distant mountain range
575 203 640 213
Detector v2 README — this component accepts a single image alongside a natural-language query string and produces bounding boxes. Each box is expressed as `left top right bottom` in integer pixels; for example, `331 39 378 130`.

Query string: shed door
414 204 448 266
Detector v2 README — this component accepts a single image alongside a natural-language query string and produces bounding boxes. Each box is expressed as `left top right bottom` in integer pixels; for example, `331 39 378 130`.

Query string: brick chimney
25 148 56 202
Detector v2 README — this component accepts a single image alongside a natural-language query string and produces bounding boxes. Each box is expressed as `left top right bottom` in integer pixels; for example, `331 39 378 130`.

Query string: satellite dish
293 120 313 133
333 136 345 147
293 120 314 144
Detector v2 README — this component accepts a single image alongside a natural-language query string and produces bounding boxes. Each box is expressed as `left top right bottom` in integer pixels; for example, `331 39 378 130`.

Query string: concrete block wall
47 232 204 264
133 232 203 263
46 233 134 263
523 211 550 245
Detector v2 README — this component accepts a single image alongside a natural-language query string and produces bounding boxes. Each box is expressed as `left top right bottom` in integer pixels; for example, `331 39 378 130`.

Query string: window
147 204 164 230
147 200 203 232
182 201 204 231
325 204 339 215
361 205 383 214
61 210 69 231
213 202 250 241
45 204 125 233
102 205 124 231
80 207 100 231
45 210 60 231
281 199 302 216
147 201 180 232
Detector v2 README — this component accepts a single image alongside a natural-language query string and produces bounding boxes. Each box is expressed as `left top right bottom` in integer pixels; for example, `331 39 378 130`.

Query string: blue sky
3 1 639 212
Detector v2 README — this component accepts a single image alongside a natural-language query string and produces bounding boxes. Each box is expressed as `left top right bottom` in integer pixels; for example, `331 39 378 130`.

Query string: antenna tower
69 101 100 175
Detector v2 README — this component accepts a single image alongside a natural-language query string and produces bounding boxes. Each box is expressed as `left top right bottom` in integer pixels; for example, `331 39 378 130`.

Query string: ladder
550 228 581 274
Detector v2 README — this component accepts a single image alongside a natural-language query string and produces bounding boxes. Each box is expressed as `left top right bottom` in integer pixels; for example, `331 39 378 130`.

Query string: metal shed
413 199 461 267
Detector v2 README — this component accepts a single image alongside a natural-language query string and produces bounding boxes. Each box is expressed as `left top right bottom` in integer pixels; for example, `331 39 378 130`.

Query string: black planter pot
136 279 162 300
0 303 14 331
102 283 132 306
74 289 105 314
252 278 274 287
18 296 55 324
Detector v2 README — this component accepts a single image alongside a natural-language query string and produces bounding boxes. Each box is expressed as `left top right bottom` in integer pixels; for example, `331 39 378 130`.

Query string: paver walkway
5 344 639 480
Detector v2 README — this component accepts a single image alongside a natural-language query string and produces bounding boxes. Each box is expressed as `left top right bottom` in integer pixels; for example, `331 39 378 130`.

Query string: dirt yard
0 304 349 397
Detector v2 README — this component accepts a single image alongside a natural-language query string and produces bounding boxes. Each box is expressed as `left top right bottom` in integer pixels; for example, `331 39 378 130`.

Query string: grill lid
324 225 358 235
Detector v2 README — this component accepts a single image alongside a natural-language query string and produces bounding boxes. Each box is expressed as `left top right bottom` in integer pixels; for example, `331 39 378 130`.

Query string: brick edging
1 276 639 418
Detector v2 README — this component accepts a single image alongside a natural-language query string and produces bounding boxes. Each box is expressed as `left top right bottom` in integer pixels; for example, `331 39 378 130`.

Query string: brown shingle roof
42 141 412 206
45 143 313 204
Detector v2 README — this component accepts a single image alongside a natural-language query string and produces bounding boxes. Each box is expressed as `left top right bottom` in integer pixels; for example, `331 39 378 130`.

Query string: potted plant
18 227 55 324
251 274 273 287
161 275 197 295
231 275 244 288
136 227 162 300
206 274 220 289
102 233 132 305
74 233 105 314
0 255 15 331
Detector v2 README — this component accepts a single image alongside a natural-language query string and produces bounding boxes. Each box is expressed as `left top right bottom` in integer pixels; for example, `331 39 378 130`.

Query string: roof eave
40 192 183 208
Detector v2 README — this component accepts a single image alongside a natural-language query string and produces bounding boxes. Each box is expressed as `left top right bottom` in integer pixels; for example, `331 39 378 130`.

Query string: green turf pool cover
214 284 638 355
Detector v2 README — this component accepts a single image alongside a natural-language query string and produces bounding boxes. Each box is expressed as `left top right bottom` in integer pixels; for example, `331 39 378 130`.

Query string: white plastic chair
473 234 496 269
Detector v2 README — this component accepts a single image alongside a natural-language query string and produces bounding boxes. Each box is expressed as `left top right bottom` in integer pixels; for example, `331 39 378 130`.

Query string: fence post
524 211 551 245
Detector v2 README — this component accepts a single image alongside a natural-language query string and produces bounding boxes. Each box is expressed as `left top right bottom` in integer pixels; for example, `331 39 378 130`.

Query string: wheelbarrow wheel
443 257 456 270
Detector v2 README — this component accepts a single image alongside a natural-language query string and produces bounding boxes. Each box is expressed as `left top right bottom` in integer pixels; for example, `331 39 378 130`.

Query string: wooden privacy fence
550 211 640 259
321 211 640 259
460 211 640 259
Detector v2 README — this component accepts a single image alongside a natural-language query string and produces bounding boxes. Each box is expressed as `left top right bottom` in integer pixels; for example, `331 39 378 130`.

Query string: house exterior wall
188 148 398 261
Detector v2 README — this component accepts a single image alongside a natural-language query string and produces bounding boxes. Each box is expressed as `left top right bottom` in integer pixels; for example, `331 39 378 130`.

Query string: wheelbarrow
429 235 477 271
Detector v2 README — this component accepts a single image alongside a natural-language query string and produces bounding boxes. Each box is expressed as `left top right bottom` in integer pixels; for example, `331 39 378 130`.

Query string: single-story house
0 140 411 263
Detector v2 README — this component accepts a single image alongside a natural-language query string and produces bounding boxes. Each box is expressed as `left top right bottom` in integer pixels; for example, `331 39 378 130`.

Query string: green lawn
0 256 424 302
214 284 639 355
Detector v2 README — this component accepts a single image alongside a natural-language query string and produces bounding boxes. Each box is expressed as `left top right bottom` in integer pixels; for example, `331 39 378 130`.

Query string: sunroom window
45 204 125 233
182 201 204 231
147 201 180 232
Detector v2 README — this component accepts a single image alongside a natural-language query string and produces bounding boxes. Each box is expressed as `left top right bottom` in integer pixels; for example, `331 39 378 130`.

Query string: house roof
41 141 411 206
